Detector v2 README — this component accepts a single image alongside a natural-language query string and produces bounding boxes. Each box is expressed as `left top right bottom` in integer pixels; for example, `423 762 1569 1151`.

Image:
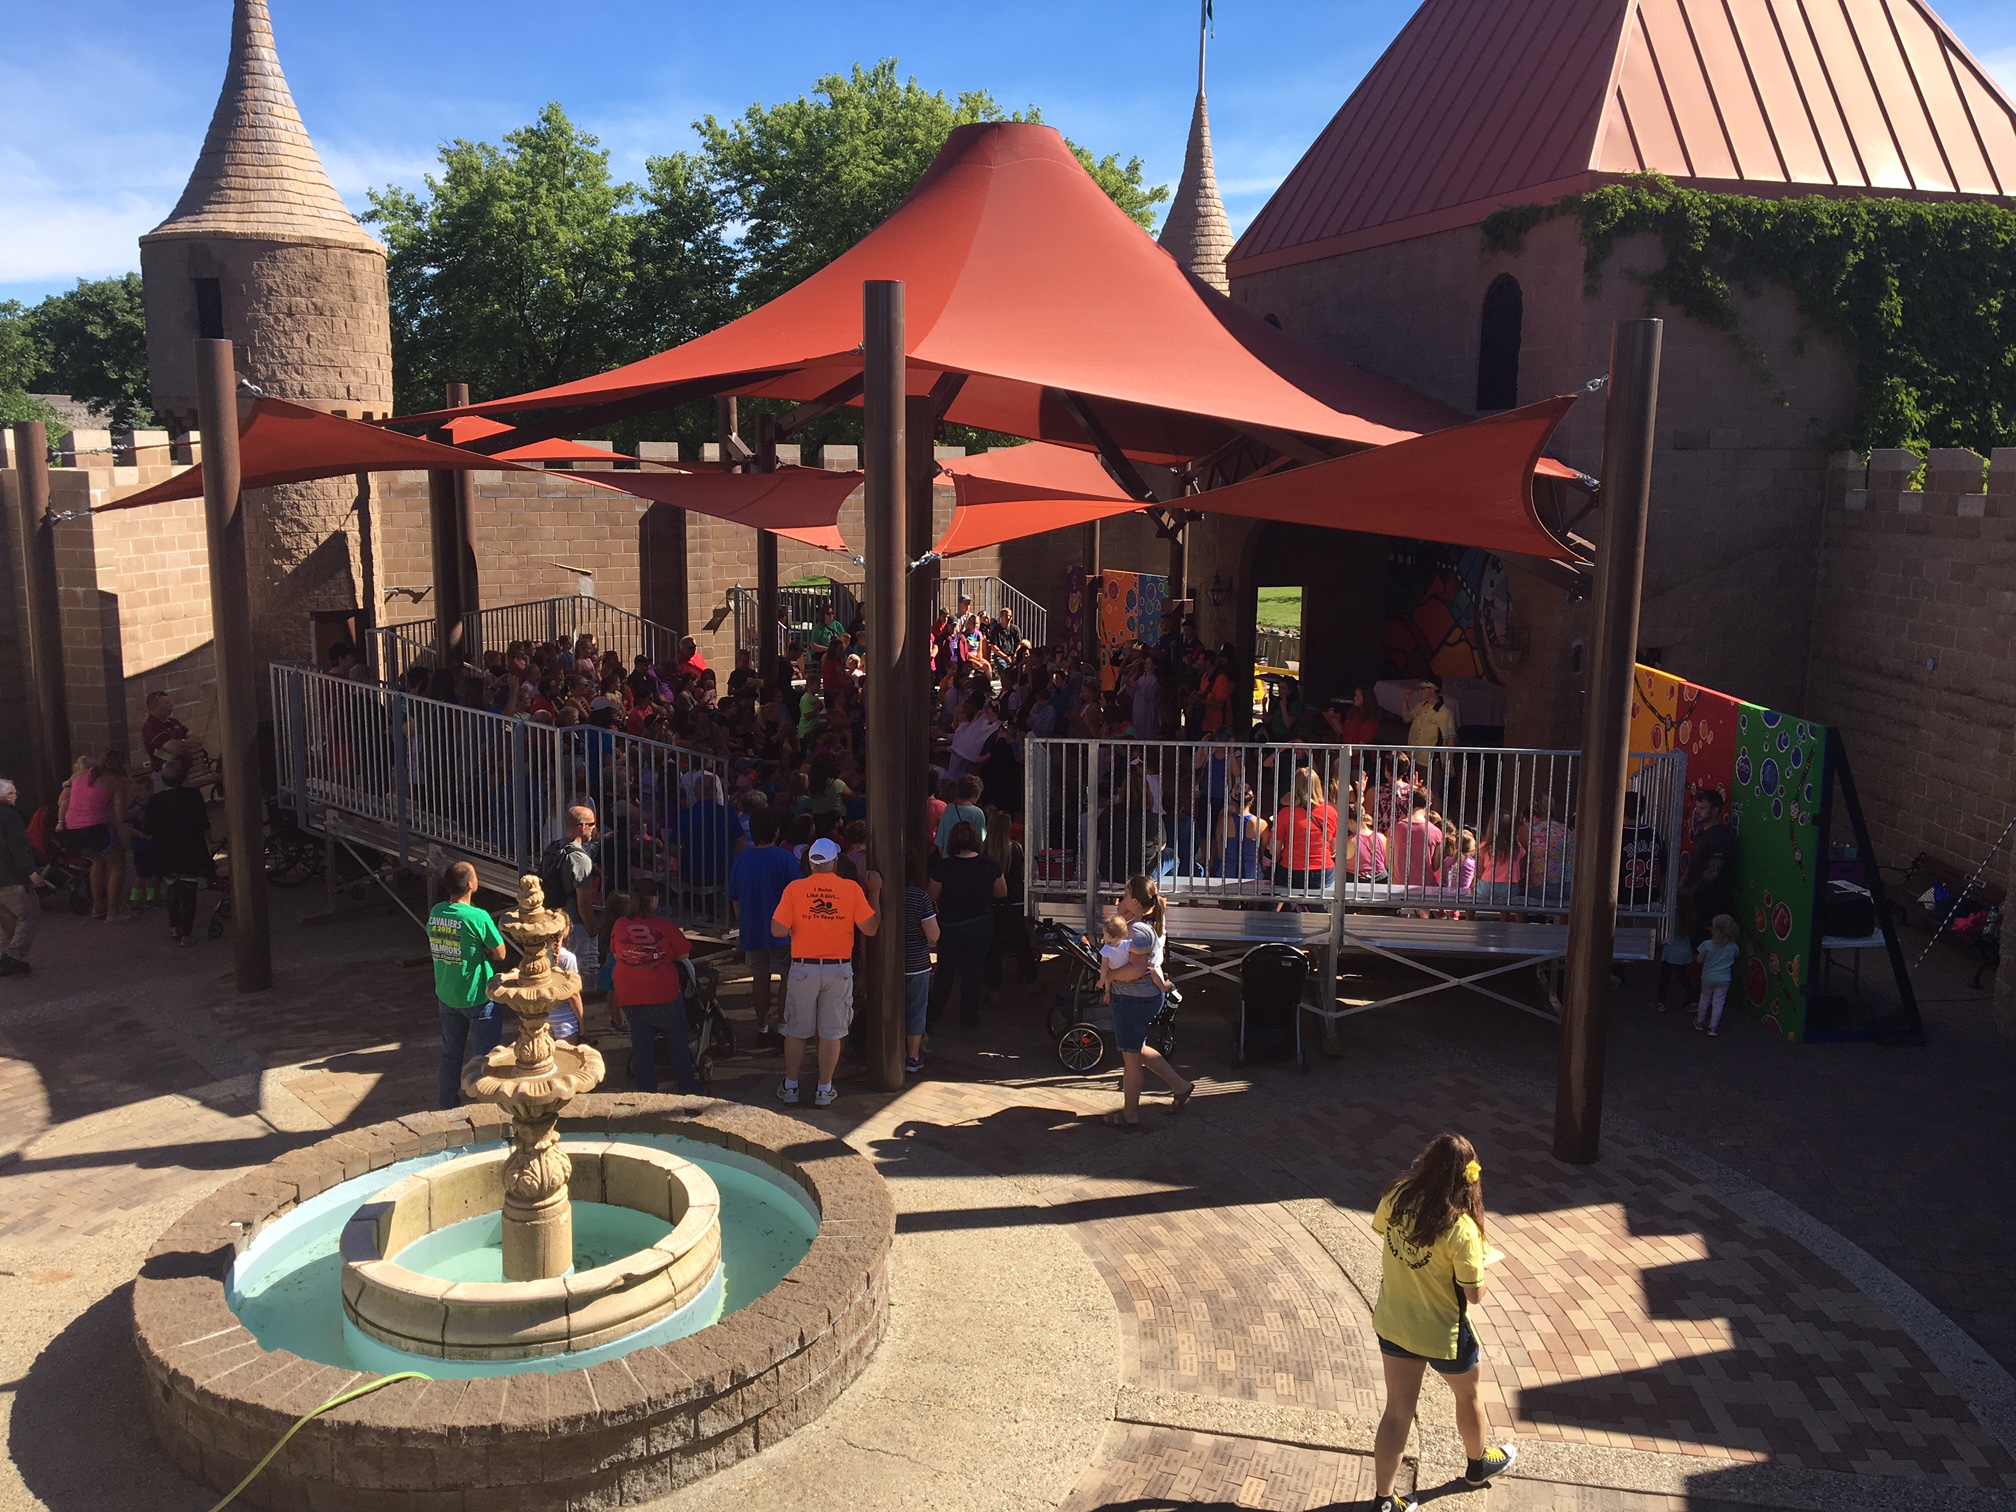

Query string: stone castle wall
1231 220 1857 732
1805 447 2016 896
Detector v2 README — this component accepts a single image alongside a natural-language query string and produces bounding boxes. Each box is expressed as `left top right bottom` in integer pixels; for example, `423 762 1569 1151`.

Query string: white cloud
0 192 162 283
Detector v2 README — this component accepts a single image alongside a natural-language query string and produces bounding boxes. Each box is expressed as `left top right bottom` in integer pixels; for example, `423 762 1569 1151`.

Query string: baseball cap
808 838 842 864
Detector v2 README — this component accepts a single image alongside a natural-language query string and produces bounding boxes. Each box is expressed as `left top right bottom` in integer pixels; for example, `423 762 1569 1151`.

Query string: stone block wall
1232 219 1857 719
1805 447 2016 899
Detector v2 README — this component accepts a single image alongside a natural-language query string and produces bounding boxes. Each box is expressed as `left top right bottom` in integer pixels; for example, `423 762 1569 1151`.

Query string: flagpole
1199 0 1209 92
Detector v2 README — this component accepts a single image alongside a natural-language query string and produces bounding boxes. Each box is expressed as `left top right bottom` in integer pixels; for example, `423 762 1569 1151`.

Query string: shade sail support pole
862 281 908 1094
195 338 273 993
427 383 474 669
11 421 70 805
448 382 480 651
1555 318 1661 1165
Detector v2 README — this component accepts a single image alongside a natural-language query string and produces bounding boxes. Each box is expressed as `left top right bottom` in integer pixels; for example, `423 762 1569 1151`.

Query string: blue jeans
904 969 932 1037
1109 989 1165 1054
438 1000 507 1110
928 915 995 1026
626 1000 703 1093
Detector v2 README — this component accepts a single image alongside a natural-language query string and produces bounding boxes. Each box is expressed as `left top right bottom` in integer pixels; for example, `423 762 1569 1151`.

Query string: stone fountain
461 873 605 1279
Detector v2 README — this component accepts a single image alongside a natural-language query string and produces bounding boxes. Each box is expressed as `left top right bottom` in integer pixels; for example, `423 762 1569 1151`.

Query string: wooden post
906 394 939 840
1555 318 1662 1164
638 504 689 643
446 382 481 650
756 533 780 686
194 338 273 993
11 421 70 804
862 281 908 1094
426 384 472 669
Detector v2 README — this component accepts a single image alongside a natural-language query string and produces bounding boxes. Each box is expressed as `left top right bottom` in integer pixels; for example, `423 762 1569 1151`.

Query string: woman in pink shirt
58 750 134 922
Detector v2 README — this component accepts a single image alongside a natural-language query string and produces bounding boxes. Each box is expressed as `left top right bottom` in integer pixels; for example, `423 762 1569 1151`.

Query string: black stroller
1234 944 1311 1071
1036 918 1179 1073
641 956 737 1086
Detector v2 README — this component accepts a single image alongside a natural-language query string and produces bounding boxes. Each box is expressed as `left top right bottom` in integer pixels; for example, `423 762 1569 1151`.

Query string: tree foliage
368 66 1167 424
0 275 151 432
1482 175 2016 454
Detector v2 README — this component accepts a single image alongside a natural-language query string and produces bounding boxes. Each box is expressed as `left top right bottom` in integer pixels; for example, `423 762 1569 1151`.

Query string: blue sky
6 0 2016 307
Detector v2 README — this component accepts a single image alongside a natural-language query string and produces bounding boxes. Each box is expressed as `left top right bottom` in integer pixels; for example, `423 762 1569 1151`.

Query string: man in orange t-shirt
771 838 880 1107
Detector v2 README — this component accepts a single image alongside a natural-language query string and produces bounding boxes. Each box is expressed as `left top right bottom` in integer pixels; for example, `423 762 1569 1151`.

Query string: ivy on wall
1481 174 2016 455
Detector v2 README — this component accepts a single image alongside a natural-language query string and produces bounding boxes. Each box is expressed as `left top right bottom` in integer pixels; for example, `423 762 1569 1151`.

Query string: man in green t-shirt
428 861 508 1109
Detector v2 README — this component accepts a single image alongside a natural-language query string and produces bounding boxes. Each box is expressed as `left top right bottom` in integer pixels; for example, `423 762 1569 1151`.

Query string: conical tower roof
1159 91 1236 293
144 0 382 254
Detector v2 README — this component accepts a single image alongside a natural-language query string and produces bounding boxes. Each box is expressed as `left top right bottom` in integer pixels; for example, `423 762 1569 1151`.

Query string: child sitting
1695 914 1740 1036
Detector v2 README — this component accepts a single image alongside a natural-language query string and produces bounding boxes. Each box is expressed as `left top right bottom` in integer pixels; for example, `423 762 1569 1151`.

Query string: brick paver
1059 1424 1383 1511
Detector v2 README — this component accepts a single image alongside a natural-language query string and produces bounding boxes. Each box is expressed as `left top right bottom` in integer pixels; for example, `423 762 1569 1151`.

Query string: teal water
227 1136 819 1378
396 1202 675 1283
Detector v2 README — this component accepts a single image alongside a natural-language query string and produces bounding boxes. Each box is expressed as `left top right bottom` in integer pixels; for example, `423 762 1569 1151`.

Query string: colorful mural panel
1629 665 1829 1041
1096 570 1168 688
1383 545 1510 682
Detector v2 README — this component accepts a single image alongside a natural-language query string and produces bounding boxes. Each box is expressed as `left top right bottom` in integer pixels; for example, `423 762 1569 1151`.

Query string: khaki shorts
782 961 855 1041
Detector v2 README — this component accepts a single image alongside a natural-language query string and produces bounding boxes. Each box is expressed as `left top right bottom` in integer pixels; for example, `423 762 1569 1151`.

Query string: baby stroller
680 956 737 1086
1035 918 1179 1073
27 806 95 916
1234 944 1311 1071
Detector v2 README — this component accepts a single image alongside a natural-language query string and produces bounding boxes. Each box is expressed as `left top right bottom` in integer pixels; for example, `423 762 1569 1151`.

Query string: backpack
539 838 588 918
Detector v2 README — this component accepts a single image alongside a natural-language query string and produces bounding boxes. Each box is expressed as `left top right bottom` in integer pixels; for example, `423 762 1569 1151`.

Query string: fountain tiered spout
462 874 606 1280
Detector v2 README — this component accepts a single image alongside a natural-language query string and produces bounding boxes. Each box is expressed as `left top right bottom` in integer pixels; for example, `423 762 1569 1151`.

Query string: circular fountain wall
133 1096 894 1510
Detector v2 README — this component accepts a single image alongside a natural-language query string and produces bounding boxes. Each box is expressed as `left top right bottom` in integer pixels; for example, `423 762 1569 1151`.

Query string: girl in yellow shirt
1370 1133 1516 1512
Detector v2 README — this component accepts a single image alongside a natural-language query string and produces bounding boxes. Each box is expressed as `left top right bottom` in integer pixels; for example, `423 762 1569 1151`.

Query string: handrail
363 596 683 685
939 575 1049 647
271 662 736 929
1022 735 1685 932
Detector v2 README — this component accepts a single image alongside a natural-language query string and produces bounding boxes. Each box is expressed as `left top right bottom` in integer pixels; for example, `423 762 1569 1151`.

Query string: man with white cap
0 778 42 977
770 836 880 1107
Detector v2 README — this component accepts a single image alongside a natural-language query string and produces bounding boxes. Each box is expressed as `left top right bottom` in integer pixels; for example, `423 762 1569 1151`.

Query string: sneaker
775 1080 800 1106
903 1056 925 1075
1376 1496 1418 1512
1465 1445 1517 1486
813 1084 838 1107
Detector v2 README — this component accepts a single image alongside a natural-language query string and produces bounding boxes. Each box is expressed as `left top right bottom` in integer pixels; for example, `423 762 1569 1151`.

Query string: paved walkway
2 889 2013 1512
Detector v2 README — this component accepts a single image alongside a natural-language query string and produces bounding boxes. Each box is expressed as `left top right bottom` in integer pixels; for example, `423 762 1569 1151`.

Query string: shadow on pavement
8 1284 209 1512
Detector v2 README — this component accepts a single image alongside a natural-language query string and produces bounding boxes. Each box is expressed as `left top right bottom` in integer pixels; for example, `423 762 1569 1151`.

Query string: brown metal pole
195 338 273 992
426 387 468 669
862 281 908 1094
1554 318 1662 1164
11 422 71 804
906 395 939 842
446 383 481 648
756 533 780 685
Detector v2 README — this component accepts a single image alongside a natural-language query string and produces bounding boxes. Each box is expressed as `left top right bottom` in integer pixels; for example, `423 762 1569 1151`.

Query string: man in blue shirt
728 809 801 1051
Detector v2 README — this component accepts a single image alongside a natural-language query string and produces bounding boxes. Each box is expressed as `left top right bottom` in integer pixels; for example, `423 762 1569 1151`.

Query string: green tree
24 274 152 431
0 301 62 433
696 59 1166 310
366 104 642 413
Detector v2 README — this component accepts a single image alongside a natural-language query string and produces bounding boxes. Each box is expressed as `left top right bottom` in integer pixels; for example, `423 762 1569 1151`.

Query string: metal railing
1255 625 1303 671
939 576 1049 648
1024 736 1685 923
272 663 736 930
364 597 682 686
729 581 863 661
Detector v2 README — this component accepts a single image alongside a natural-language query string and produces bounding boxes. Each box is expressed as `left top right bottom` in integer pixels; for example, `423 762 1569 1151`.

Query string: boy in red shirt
607 878 703 1093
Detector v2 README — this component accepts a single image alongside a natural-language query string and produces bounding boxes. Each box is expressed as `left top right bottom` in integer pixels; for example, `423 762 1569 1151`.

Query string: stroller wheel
1057 1025 1106 1074
206 911 226 940
1154 1025 1176 1059
68 881 92 916
710 1014 736 1059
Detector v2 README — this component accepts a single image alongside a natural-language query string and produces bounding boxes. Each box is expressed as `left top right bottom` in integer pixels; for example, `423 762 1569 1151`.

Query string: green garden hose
204 1371 432 1512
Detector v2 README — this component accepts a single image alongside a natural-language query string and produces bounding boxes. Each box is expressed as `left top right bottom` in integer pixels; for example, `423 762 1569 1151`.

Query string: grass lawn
1256 585 1303 629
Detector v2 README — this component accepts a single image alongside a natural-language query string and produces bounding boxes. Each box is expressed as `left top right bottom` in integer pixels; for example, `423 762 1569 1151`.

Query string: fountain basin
134 1097 894 1511
340 1141 723 1362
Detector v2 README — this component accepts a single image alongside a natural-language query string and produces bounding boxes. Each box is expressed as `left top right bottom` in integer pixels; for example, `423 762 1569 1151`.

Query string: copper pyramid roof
1231 0 2016 276
144 0 382 254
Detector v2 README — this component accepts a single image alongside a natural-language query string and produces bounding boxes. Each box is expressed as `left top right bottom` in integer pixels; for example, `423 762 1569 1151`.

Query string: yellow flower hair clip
1462 1159 1482 1184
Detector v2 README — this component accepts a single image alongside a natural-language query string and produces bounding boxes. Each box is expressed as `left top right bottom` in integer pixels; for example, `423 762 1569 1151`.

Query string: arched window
1475 274 1522 411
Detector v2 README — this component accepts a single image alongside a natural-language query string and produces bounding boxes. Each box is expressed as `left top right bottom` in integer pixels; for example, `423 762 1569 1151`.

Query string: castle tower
1157 2 1234 293
140 0 393 672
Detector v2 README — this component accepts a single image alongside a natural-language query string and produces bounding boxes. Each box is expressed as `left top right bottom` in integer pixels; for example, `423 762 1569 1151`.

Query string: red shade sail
1197 398 1580 560
441 415 646 465
398 123 1471 464
101 398 529 512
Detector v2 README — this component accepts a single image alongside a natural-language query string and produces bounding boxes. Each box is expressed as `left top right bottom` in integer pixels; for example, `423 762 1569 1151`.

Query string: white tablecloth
1373 676 1508 731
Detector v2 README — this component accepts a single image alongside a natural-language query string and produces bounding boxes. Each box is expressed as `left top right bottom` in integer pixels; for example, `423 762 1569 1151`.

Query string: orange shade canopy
400 122 1470 464
100 399 531 512
440 415 644 465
